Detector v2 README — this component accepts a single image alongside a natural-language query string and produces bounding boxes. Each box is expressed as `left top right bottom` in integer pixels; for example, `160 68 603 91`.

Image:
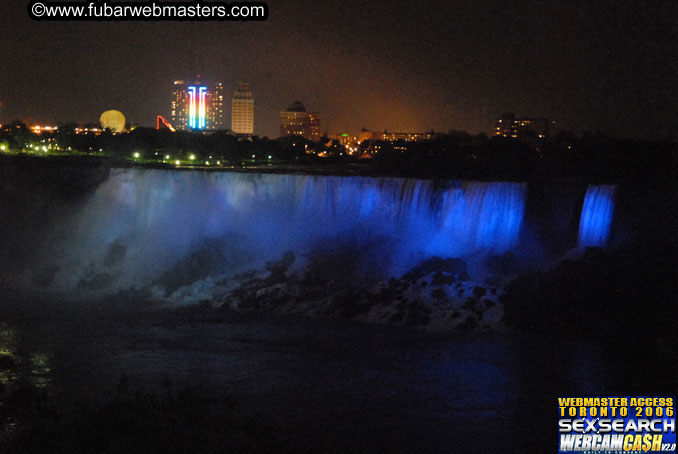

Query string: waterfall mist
1 168 620 301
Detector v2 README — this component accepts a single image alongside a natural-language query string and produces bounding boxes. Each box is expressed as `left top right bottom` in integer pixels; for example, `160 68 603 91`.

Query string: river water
2 297 659 453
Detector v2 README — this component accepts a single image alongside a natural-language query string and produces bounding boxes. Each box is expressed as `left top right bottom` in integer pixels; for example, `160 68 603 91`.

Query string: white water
578 185 617 248
33 169 528 295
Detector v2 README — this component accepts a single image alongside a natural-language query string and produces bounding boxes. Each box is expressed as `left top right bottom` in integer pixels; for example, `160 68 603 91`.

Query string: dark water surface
3 298 667 453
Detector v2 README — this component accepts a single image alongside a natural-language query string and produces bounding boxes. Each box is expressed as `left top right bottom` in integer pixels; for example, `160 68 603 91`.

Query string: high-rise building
494 113 550 139
280 101 320 141
171 79 224 131
231 81 254 137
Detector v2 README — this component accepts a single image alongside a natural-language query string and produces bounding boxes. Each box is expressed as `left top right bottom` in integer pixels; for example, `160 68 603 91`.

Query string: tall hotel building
231 81 254 137
280 101 320 141
171 79 224 130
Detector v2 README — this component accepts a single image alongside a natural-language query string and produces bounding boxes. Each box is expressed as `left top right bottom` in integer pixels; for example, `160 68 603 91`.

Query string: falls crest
38 170 528 293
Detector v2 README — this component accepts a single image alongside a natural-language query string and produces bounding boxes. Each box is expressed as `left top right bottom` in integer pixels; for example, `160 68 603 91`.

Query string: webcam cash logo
558 397 676 453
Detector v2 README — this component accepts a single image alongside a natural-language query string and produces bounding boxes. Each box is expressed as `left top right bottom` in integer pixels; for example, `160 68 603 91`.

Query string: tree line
1 120 676 183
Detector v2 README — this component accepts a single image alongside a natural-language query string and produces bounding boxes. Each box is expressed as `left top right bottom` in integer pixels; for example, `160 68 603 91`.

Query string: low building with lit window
280 101 320 141
358 129 435 143
494 113 550 139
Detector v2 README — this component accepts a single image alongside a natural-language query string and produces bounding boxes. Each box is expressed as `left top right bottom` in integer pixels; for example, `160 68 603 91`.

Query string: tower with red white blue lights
171 78 224 131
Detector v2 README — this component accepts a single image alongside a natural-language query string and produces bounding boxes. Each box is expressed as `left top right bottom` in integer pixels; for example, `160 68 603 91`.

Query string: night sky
1 0 676 139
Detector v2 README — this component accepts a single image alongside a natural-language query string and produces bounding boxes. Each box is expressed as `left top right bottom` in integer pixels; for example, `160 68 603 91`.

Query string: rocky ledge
209 252 520 332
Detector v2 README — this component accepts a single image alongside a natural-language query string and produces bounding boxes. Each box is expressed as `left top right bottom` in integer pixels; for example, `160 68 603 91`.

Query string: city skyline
1 0 676 140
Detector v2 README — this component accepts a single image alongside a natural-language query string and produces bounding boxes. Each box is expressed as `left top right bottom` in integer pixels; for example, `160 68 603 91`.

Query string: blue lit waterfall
36 170 528 292
577 185 617 248
11 169 621 296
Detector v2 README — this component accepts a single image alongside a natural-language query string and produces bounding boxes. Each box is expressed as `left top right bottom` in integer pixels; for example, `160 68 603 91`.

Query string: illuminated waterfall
40 170 528 292
577 185 617 248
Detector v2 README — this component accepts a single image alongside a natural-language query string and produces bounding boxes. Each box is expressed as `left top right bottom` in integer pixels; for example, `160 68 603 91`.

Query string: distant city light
268 155 272 159
133 152 140 158
187 85 207 129
189 154 196 160
0 145 5 151
198 86 207 129
188 86 197 128
175 160 180 165
31 125 57 134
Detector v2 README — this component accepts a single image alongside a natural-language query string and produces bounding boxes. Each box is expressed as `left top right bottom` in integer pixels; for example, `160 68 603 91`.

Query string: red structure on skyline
156 115 176 132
